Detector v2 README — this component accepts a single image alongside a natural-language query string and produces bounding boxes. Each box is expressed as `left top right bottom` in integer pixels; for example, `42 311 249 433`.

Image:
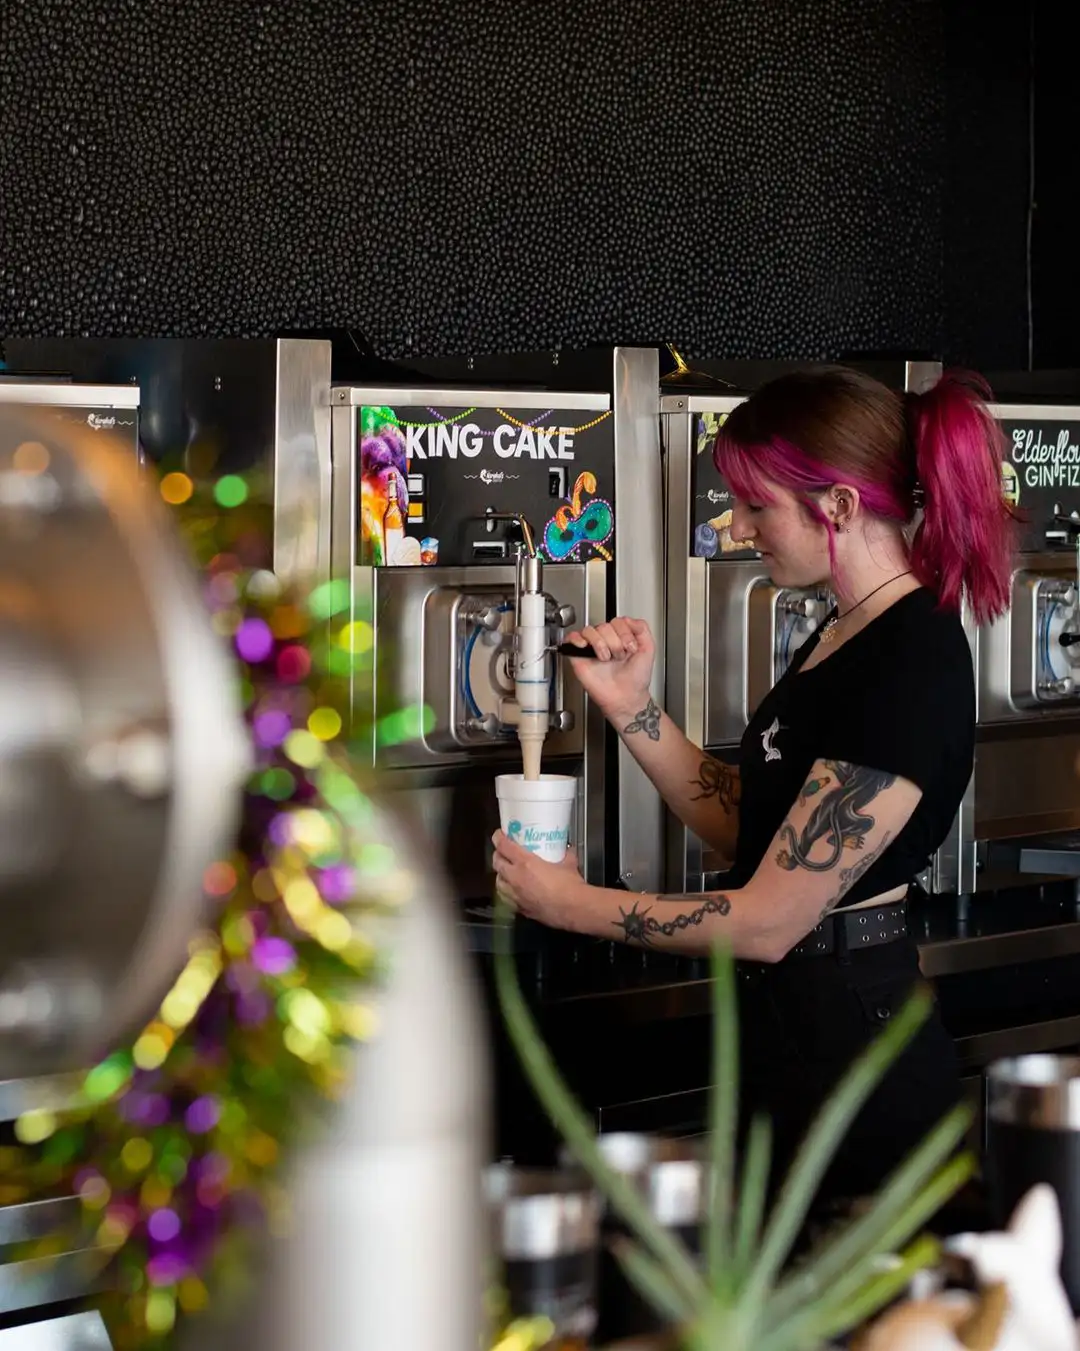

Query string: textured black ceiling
2 0 945 360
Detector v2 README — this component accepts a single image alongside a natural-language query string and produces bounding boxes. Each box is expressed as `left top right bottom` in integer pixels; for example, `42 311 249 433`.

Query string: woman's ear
829 484 861 532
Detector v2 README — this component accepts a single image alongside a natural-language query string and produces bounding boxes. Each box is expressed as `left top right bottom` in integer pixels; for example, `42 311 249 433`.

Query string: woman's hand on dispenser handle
562 616 656 722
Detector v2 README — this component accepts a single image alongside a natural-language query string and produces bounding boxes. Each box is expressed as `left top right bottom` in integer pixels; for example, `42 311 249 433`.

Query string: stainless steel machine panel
2 338 334 590
0 381 140 460
360 561 603 769
328 373 654 895
704 561 830 746
979 555 1080 721
927 401 1080 893
613 347 667 893
662 395 745 746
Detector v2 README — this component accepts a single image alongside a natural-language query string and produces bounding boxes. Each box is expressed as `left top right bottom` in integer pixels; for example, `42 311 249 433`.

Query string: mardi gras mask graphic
542 472 614 562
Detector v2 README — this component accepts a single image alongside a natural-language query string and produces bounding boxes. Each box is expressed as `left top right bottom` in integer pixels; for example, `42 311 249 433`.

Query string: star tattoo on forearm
613 894 731 946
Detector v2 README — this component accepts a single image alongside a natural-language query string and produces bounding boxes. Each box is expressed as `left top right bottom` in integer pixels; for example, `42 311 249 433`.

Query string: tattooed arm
492 758 921 961
563 616 740 858
607 696 741 860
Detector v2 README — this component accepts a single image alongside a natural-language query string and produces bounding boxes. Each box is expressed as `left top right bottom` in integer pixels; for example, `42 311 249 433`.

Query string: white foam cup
495 774 577 864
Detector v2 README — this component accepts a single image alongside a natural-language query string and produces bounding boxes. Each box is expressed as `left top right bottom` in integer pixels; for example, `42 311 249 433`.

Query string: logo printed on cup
508 819 570 852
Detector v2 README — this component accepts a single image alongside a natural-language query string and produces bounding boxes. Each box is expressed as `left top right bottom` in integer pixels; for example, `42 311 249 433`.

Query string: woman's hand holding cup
562 617 656 722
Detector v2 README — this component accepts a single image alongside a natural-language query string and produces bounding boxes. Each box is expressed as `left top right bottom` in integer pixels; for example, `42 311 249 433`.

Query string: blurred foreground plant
493 908 975 1351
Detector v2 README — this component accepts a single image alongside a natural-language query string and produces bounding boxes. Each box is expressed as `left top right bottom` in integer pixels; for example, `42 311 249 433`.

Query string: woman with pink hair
494 366 1016 1201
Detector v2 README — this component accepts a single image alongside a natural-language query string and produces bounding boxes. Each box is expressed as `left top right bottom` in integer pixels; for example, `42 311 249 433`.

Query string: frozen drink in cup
496 774 577 864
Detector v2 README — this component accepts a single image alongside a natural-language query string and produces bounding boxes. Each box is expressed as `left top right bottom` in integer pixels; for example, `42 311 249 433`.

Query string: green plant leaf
795 1152 976 1344
733 1112 772 1279
767 1102 972 1327
705 941 738 1291
492 906 704 1310
775 1233 941 1351
610 1234 697 1330
743 987 932 1311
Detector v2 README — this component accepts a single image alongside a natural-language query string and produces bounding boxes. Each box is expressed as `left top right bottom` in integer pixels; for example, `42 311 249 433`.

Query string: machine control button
549 710 575 733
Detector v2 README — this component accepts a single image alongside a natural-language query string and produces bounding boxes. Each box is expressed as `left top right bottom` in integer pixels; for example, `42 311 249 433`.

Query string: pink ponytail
907 373 1017 626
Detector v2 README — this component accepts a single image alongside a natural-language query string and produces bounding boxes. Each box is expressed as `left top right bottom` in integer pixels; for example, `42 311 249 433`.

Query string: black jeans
737 935 962 1205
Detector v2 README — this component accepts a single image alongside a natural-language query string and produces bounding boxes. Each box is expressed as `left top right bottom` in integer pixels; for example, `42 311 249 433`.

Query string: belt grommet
859 916 867 924
862 934 870 943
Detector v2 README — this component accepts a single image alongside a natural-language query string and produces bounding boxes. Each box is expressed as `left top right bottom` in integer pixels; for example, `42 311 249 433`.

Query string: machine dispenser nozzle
482 512 550 776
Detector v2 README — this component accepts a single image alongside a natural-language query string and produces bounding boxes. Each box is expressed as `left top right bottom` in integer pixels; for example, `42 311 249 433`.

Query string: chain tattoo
623 696 662 741
690 757 741 813
614 894 731 946
776 761 897 873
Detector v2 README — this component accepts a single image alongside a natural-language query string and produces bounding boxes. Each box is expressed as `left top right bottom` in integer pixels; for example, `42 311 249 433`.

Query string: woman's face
729 485 833 588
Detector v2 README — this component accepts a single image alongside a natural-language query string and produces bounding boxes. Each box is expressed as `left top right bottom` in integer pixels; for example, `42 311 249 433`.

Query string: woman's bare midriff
843 884 908 913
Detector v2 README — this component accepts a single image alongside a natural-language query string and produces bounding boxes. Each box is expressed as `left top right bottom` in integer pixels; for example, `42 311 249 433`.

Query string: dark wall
943 1 1033 370
0 2 1045 369
1031 5 1080 369
1 0 946 362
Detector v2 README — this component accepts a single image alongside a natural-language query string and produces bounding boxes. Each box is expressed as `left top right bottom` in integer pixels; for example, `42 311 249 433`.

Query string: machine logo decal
762 717 783 762
541 471 614 562
86 413 133 430
465 468 521 485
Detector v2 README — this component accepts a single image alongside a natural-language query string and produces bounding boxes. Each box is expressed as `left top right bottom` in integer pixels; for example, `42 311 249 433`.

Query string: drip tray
987 832 1080 876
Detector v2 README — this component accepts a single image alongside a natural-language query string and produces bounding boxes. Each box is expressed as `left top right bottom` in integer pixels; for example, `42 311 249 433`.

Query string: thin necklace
818 571 912 645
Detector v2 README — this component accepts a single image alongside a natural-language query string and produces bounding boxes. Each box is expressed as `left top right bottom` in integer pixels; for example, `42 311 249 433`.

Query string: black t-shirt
728 587 975 907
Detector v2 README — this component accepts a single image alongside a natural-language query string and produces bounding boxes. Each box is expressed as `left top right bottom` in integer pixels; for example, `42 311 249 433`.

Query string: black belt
788 903 909 959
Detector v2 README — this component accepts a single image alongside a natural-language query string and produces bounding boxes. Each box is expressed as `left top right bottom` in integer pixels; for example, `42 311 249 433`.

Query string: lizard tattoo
690 757 741 813
775 761 896 873
614 894 731 946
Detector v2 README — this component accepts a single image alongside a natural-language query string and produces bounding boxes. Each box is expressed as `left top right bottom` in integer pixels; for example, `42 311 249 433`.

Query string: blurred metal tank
0 397 488 1350
0 395 249 1076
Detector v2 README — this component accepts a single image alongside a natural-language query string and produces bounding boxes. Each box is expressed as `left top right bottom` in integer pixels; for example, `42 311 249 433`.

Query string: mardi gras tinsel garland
1 484 411 1348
